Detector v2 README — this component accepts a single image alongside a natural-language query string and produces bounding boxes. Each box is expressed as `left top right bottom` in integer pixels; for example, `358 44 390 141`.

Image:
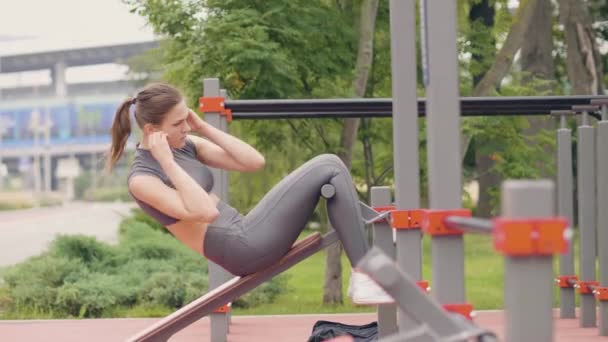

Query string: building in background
0 41 158 197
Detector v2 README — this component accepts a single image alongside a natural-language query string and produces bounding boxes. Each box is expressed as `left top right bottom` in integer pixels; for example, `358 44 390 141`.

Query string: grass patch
235 229 583 315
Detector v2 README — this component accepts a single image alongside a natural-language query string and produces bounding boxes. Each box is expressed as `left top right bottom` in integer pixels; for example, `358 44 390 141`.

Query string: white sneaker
348 270 394 305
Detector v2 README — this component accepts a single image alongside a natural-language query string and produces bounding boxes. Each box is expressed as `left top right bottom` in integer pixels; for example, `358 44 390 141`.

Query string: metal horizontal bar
444 216 494 234
226 95 608 119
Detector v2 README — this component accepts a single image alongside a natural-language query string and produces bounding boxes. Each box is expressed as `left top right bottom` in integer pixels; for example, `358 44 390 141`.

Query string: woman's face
146 100 192 148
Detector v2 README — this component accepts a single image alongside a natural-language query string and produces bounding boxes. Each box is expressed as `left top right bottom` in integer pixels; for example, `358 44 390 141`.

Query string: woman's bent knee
314 154 346 168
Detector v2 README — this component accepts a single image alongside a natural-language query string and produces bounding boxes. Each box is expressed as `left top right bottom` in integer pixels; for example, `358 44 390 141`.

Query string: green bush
3 256 86 310
0 217 287 318
0 201 31 211
74 171 93 199
84 186 132 202
55 273 135 317
0 192 63 211
127 208 169 234
50 235 114 265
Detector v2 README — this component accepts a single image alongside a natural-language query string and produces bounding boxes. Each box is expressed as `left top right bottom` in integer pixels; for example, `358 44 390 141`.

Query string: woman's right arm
129 132 219 223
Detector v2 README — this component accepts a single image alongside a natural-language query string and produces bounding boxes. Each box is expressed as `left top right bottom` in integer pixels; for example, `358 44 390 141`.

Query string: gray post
219 88 231 329
577 109 597 328
425 0 465 304
43 109 52 193
388 0 423 331
370 187 397 337
555 112 576 318
219 89 230 202
203 78 232 342
596 102 608 335
53 61 67 98
29 109 42 205
502 180 555 342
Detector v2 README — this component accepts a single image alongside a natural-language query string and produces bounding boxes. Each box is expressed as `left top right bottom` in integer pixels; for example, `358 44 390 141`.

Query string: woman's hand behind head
149 131 174 166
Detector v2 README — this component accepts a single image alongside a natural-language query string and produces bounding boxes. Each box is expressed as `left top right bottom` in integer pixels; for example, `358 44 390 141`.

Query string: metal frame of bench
357 247 497 342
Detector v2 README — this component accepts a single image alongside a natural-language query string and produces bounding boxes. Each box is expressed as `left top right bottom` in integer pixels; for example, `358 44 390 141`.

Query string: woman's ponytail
105 97 134 173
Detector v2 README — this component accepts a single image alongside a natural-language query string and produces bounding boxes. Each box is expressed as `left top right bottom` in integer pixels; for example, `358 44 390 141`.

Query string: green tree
125 0 387 303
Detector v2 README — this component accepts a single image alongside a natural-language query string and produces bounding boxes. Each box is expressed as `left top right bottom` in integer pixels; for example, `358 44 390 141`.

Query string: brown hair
105 82 183 172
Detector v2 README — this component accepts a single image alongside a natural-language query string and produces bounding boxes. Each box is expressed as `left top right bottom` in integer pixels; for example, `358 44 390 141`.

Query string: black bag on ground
307 320 378 342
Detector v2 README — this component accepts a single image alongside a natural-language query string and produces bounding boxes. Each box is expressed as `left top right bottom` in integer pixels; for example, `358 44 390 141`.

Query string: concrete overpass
0 41 158 73
0 40 159 100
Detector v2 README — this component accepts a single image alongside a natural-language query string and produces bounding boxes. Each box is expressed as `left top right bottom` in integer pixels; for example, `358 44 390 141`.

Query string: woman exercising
106 82 391 304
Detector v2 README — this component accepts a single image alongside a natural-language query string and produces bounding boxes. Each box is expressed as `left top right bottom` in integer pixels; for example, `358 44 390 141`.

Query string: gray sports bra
127 137 215 226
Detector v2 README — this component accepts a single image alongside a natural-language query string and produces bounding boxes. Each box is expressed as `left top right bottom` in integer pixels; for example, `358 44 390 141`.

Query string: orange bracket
422 209 471 236
392 210 426 230
492 217 569 256
443 303 474 321
213 303 231 313
199 96 233 122
594 287 608 301
555 275 578 288
577 281 599 295
416 280 430 293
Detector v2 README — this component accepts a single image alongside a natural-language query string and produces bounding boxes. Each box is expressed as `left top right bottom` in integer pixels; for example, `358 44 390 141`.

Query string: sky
0 0 156 55
0 0 157 86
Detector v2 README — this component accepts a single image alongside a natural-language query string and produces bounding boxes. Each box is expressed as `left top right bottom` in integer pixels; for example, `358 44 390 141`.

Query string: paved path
1 311 607 342
0 201 136 267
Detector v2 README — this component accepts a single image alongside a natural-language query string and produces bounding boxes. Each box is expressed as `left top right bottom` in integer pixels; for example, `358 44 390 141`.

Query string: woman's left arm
188 111 265 172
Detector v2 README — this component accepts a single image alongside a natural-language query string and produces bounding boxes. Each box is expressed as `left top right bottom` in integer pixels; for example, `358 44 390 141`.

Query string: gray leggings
203 154 369 276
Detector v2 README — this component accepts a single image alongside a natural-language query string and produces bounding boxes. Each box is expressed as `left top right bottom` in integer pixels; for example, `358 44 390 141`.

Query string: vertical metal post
29 109 42 205
389 0 423 331
596 103 608 335
219 89 230 202
556 114 576 318
203 78 231 342
425 0 465 304
371 187 397 337
502 180 555 342
219 88 231 329
43 109 52 193
577 110 597 328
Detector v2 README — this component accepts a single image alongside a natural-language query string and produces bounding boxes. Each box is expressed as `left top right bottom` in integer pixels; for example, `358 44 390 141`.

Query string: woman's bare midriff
164 193 220 256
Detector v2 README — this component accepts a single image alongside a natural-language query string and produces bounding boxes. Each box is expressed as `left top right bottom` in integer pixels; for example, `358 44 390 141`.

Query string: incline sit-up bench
127 185 386 342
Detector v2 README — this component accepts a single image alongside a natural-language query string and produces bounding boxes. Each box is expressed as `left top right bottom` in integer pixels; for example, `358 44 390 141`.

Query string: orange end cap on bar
213 304 231 313
199 96 233 122
422 209 471 236
443 303 474 320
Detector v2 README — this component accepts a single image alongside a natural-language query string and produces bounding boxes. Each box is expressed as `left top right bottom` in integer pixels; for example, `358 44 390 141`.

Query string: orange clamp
594 287 608 301
213 303 231 313
392 210 426 230
422 209 471 236
555 275 578 288
417 280 430 293
492 217 569 256
577 281 599 295
199 96 233 122
443 303 474 320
